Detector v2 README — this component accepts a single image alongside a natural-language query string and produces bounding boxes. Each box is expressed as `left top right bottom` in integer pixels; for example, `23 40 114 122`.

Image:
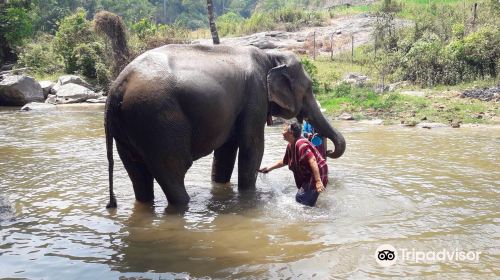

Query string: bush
216 12 244 36
301 58 320 94
95 62 111 90
17 34 64 74
52 9 115 88
332 82 352 98
131 18 157 40
463 25 499 78
73 42 105 78
402 32 444 86
53 9 96 73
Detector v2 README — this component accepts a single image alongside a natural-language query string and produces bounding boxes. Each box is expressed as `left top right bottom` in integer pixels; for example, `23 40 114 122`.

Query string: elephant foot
166 193 190 206
106 197 117 208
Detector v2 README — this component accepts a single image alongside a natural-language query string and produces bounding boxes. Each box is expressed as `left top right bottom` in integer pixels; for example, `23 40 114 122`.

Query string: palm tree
207 0 220 44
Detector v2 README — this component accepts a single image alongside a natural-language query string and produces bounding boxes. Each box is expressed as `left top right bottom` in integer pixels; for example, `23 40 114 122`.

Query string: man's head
282 122 302 143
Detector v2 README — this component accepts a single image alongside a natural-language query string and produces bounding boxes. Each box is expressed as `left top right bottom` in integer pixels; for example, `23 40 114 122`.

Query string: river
0 105 498 279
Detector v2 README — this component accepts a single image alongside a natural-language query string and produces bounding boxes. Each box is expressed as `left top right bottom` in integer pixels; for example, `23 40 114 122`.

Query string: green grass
328 4 373 17
309 57 499 125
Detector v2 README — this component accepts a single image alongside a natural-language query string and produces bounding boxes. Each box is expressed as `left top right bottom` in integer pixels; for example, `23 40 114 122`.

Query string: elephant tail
104 95 117 208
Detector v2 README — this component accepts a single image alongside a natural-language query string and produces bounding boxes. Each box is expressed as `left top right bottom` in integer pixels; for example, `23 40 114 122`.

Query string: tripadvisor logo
375 244 397 267
375 244 481 267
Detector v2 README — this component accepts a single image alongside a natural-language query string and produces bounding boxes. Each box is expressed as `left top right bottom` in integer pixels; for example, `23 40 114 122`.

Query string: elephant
104 44 346 208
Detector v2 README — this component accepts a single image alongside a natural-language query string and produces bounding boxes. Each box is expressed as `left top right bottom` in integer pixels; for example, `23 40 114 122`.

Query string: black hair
289 122 302 139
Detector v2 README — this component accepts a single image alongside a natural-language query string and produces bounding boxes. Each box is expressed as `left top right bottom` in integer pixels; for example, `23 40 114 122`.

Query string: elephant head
266 52 346 158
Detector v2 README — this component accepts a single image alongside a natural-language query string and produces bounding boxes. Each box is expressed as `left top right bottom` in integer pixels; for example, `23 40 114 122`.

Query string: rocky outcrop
20 102 57 111
51 83 100 104
193 14 410 56
39 81 55 99
461 87 499 102
0 75 44 106
343 73 370 87
50 75 93 95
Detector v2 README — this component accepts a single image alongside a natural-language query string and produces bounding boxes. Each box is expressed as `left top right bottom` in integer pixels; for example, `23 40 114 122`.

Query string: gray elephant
105 44 346 208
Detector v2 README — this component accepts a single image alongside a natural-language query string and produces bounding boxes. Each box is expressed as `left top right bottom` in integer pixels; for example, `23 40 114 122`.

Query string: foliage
17 34 64 74
73 42 105 78
366 0 500 87
301 58 320 94
132 18 158 40
97 0 155 25
53 9 95 73
53 9 110 86
216 12 244 36
0 7 33 48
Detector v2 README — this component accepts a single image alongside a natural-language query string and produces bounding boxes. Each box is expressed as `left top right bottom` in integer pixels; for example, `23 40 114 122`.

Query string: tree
0 4 33 63
207 0 220 44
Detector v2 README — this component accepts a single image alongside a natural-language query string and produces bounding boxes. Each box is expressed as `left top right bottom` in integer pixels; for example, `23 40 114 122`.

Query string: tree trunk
207 0 220 45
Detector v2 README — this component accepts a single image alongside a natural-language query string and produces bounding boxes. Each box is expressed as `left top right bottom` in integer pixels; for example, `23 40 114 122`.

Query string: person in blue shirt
302 120 327 159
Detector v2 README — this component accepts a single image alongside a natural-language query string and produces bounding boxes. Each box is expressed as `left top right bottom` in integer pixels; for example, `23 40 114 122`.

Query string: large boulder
20 102 57 111
39 81 55 99
343 73 370 87
0 75 44 106
54 83 99 104
50 75 92 94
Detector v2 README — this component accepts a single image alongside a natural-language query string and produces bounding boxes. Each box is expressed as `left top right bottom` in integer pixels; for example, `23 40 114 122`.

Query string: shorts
295 184 319 207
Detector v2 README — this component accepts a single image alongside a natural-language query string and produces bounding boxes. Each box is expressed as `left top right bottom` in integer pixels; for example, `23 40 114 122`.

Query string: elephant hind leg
148 157 191 206
116 142 154 203
211 136 238 183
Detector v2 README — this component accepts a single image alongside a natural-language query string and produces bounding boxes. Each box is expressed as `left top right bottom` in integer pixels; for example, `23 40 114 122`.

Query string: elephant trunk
304 98 346 158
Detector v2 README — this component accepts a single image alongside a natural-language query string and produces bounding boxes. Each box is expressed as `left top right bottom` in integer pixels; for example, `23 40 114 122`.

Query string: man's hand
315 180 325 193
258 167 270 173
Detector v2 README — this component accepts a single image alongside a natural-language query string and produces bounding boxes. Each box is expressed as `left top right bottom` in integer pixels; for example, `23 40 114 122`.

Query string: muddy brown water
0 105 498 279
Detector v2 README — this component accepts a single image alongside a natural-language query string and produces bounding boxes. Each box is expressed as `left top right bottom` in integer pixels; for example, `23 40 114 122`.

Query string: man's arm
308 157 325 192
259 160 285 173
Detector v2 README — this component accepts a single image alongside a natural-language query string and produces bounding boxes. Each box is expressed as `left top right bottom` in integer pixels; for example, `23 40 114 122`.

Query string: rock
339 112 354 120
450 120 461 128
344 73 369 87
20 102 57 111
461 87 500 101
400 90 425 97
374 84 389 93
360 119 383 125
85 96 107 103
51 75 92 94
0 64 13 71
416 122 448 129
58 75 92 88
0 75 44 106
39 81 55 99
249 37 277 49
45 94 57 104
387 81 409 92
54 83 99 104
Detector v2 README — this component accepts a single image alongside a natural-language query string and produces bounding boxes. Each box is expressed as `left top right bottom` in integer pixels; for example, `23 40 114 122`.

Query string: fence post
313 31 316 60
330 34 334 60
351 34 354 63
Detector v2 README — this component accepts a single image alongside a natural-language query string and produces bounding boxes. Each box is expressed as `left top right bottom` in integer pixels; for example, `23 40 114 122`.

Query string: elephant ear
267 65 296 116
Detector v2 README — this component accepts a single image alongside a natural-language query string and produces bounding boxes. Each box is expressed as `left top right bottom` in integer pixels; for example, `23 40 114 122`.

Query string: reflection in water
0 105 498 279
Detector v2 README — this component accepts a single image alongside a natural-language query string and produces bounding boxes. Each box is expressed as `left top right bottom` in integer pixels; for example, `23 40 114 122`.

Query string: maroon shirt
283 138 329 190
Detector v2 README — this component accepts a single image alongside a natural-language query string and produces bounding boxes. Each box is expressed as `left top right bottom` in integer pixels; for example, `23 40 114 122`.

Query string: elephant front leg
212 137 238 183
237 127 265 190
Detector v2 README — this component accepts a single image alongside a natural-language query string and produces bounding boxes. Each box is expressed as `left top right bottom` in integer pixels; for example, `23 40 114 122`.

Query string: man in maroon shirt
259 122 328 206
